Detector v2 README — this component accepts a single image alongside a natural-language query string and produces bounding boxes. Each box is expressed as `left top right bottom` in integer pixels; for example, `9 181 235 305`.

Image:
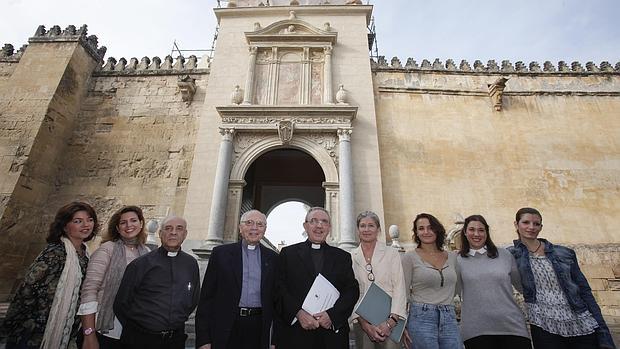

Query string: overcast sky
3 0 619 65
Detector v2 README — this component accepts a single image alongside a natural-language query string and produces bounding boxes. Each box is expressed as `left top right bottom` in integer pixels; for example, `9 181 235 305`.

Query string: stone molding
245 11 337 46
94 55 208 76
216 105 357 131
378 86 620 97
215 5 373 24
372 56 620 75
28 24 107 63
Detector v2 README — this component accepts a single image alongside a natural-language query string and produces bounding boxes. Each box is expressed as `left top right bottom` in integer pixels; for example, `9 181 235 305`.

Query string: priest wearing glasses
195 209 279 349
275 207 359 349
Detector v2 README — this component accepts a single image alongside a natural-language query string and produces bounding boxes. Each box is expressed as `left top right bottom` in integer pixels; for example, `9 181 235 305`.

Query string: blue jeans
407 303 463 349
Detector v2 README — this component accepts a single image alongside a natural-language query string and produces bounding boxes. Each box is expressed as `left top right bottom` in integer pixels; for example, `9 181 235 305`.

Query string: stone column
337 128 356 250
242 46 258 105
324 46 334 104
203 128 235 250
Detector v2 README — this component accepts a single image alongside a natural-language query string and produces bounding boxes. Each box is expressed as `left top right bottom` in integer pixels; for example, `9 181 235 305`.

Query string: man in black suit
195 209 278 349
276 207 359 349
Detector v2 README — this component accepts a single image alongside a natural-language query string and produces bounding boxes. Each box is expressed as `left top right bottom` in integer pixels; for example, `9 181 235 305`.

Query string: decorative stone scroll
487 77 509 111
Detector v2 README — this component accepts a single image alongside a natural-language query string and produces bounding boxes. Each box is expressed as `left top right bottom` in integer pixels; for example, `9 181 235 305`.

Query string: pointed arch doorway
242 149 323 249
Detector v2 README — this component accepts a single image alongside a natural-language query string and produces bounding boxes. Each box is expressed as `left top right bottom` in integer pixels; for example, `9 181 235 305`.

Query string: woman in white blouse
78 206 150 349
351 211 408 349
402 213 461 349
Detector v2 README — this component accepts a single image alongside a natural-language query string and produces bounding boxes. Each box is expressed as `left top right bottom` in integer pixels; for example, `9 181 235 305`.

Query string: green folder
354 282 406 343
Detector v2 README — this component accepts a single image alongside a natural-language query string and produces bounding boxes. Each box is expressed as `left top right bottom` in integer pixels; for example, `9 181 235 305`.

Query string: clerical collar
247 244 257 250
311 243 321 250
167 251 178 257
468 246 487 257
242 240 258 251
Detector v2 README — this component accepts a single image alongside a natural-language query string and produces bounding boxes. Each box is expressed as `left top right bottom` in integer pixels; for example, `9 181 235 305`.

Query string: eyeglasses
365 263 375 282
307 218 330 226
241 220 266 228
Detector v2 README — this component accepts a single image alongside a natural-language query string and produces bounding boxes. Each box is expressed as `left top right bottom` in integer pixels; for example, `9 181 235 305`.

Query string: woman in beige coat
350 211 408 349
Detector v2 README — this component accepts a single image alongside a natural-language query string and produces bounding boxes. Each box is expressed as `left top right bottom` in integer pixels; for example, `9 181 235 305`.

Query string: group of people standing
0 202 616 349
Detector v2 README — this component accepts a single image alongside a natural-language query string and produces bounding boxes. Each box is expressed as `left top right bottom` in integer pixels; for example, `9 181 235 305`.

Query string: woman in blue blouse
508 207 615 349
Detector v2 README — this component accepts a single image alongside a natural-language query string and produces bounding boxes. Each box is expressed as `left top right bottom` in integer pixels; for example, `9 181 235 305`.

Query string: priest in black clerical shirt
275 207 359 349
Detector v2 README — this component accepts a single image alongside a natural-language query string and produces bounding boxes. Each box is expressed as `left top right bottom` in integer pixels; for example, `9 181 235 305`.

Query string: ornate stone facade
0 1 619 317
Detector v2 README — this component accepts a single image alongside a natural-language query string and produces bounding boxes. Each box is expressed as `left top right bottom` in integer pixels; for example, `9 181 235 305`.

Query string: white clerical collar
311 243 321 250
247 244 257 250
468 246 487 257
167 251 178 257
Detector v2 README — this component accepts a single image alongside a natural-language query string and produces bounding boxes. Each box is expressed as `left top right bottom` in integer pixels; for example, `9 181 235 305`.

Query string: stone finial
186 55 198 69
432 58 444 70
391 57 402 68
335 84 348 104
529 61 541 72
148 56 162 70
137 56 150 70
97 46 107 60
324 22 331 31
290 0 300 5
173 55 185 70
77 24 88 36
254 22 261 31
487 60 499 72
405 58 418 69
1 44 14 57
34 25 46 37
558 61 570 72
161 55 173 70
126 57 138 71
501 60 515 72
377 56 388 67
114 57 127 71
420 59 432 69
15 45 27 59
515 61 527 72
615 62 620 72
445 59 457 70
346 0 363 4
571 61 584 72
227 0 237 7
473 60 484 71
488 77 509 111
48 25 61 37
63 25 77 36
102 57 117 71
460 60 471 71
388 225 404 252
370 58 377 68
289 11 297 20
231 85 244 105
586 61 599 72
543 61 556 72
178 75 197 104
600 61 613 72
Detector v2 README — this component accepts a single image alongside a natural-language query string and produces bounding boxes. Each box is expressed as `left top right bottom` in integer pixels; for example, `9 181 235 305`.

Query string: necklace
528 240 542 254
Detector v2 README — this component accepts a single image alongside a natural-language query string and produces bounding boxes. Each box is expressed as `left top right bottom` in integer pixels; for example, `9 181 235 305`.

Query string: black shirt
114 247 200 332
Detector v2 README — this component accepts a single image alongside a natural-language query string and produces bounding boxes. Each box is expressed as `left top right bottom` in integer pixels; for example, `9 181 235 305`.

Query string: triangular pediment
246 15 337 45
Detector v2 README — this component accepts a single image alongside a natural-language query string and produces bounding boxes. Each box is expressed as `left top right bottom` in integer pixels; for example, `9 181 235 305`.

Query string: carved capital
219 128 236 141
177 75 197 104
249 46 258 55
487 77 509 112
337 128 353 141
324 46 333 55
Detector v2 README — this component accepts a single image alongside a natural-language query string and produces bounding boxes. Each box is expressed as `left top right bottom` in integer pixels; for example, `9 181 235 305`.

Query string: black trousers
119 325 187 349
226 314 264 349
464 334 532 349
530 325 597 349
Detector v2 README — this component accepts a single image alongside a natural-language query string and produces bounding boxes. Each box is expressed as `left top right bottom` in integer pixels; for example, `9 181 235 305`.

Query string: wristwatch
83 327 95 336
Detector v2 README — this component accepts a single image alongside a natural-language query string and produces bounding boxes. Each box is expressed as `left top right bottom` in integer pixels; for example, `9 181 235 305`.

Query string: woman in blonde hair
78 205 150 349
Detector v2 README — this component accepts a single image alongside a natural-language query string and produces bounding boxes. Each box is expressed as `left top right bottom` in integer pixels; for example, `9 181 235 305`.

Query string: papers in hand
292 273 340 325
355 282 406 343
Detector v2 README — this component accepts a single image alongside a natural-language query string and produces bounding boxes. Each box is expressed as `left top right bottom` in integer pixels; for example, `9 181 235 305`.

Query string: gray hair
240 209 266 223
160 216 187 230
305 207 330 222
356 211 381 229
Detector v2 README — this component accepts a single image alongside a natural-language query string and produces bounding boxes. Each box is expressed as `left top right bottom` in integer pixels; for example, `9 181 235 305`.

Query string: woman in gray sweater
457 214 530 349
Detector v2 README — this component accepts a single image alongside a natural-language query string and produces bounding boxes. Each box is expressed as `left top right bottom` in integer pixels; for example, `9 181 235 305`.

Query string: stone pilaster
337 128 356 250
324 46 334 104
242 46 258 104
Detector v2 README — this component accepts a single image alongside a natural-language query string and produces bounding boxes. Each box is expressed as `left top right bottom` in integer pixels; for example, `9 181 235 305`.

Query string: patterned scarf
40 236 86 349
96 238 149 331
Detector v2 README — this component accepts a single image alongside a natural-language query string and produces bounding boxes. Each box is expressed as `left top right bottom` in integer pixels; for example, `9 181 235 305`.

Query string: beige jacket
350 241 408 321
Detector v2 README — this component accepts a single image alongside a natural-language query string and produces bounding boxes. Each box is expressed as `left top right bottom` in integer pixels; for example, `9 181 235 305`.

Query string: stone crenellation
372 56 620 74
0 43 28 62
28 24 107 63
96 55 207 75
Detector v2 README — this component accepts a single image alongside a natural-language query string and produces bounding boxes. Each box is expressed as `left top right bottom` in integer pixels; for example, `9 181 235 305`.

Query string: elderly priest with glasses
275 207 359 349
196 209 279 349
